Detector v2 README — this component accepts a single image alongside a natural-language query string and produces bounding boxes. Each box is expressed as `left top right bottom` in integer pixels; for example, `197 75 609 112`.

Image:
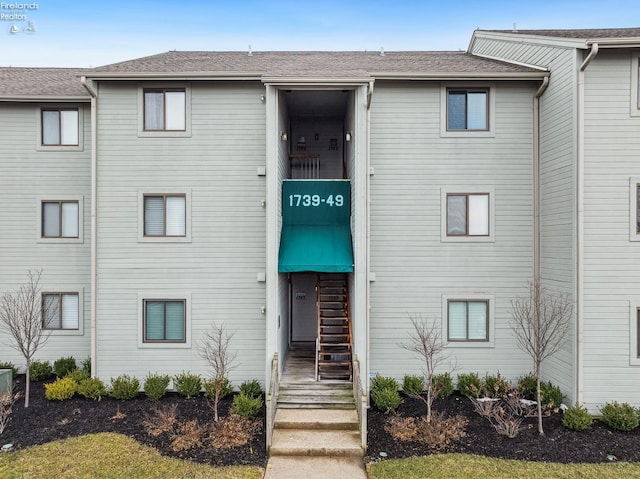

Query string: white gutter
0 96 89 102
533 76 550 282
81 76 98 378
576 42 599 405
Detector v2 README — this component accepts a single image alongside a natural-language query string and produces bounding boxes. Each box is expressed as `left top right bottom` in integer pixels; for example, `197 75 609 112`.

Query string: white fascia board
81 71 263 81
369 71 549 81
472 30 589 50
0 96 90 102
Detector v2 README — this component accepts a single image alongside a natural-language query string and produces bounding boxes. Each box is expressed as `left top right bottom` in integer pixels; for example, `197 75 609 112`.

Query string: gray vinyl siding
368 81 535 383
0 102 91 369
95 81 266 386
471 35 578 403
582 51 640 408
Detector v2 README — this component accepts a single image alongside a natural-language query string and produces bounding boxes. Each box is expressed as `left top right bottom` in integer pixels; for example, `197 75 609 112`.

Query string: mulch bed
4 377 640 466
367 392 640 464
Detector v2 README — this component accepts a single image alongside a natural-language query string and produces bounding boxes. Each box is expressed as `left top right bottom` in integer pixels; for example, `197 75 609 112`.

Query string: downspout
81 76 98 378
366 80 373 403
577 43 598 405
533 76 549 282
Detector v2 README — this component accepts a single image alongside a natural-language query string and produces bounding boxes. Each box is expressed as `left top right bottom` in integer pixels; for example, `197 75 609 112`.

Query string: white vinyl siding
43 293 79 330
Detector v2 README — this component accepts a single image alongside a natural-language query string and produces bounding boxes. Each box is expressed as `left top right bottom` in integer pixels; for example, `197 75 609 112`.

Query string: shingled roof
483 27 640 41
0 67 90 100
88 50 544 79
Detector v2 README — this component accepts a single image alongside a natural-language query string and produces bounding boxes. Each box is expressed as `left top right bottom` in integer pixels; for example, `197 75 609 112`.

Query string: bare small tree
198 322 236 421
0 269 52 408
511 278 572 435
401 315 450 422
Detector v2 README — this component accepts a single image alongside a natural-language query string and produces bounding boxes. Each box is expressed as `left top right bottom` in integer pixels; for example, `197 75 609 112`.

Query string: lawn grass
368 454 640 479
0 433 264 479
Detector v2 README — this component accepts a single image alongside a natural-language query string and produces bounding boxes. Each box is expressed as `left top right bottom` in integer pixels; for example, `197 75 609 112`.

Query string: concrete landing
264 456 367 479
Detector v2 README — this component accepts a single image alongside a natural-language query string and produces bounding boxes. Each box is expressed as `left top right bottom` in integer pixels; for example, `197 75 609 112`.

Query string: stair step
270 430 362 457
274 409 359 430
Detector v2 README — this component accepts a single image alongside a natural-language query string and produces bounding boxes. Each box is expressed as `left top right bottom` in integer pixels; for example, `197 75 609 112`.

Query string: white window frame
138 189 191 243
630 53 640 117
36 104 84 151
41 288 84 337
442 293 495 348
441 187 495 243
36 195 84 244
138 83 191 138
440 84 495 138
137 292 191 349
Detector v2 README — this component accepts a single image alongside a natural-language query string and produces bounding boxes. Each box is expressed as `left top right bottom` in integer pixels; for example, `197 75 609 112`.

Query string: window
448 300 489 341
41 201 79 238
144 89 186 131
447 193 489 236
42 293 79 330
143 300 186 342
144 195 186 237
447 89 488 131
41 109 79 145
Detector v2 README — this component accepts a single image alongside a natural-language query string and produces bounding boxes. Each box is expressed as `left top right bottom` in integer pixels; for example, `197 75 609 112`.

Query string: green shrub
540 381 564 410
239 379 262 399
600 401 640 432
517 373 537 400
203 377 233 400
44 377 77 400
562 404 593 431
77 377 108 401
173 372 202 398
80 357 91 375
371 374 400 392
110 374 140 400
144 373 171 400
29 360 53 381
53 356 77 377
402 375 424 395
231 391 263 419
0 362 18 379
433 372 454 398
482 372 509 398
65 369 89 383
457 372 481 398
372 386 403 413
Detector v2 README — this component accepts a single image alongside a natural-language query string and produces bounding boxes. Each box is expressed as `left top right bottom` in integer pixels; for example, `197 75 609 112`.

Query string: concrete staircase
265 345 366 479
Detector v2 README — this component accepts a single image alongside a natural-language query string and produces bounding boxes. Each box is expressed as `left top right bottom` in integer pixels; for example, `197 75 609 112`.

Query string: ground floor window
143 299 186 343
42 292 79 330
447 299 489 342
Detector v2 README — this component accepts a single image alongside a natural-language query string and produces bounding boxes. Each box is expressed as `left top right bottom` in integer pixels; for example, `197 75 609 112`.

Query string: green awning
278 224 354 273
278 180 354 273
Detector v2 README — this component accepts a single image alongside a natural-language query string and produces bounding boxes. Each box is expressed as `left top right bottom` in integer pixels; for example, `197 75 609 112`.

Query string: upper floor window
144 89 186 131
41 109 79 145
42 200 79 238
447 193 489 236
42 292 79 330
448 300 489 342
447 89 489 131
144 194 186 237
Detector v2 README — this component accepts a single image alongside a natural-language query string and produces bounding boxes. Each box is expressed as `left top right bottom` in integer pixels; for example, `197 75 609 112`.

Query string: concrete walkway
264 456 367 479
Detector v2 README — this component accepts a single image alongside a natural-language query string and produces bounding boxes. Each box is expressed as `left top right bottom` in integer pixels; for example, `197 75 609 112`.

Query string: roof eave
0 95 90 102
586 38 640 48
370 71 549 81
472 30 590 49
81 71 264 81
